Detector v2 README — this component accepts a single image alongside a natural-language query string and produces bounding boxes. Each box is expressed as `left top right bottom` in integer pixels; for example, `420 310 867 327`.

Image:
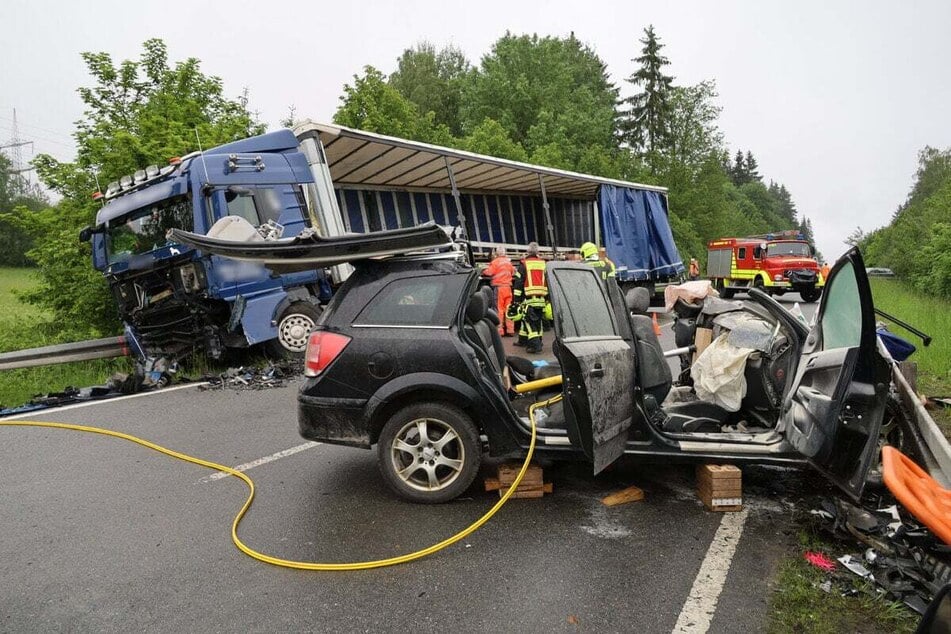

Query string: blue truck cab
84 130 329 359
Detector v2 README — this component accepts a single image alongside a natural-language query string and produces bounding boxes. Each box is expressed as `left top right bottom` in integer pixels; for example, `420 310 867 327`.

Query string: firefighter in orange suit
482 248 516 336
511 242 548 353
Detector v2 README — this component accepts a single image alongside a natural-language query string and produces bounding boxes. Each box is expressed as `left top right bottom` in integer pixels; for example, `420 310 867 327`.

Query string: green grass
768 532 918 634
870 278 951 435
0 267 131 409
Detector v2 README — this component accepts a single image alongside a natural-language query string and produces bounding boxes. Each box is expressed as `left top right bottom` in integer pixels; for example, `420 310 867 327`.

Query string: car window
550 269 617 338
820 260 862 350
354 275 467 327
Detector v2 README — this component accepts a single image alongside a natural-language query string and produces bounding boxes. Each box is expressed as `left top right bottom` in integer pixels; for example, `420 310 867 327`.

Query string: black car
173 224 893 504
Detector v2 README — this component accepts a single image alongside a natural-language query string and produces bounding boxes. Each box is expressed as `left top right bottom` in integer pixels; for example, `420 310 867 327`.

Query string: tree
19 39 265 335
729 150 746 185
457 118 528 162
845 226 866 247
621 25 674 171
334 66 453 145
389 42 471 137
463 33 619 167
744 151 761 182
0 152 48 266
662 80 724 175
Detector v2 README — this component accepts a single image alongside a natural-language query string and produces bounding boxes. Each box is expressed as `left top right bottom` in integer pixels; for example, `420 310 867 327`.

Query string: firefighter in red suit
481 248 516 336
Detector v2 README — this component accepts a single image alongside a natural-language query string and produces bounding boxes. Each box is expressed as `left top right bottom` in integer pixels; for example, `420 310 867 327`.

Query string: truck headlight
774 274 783 281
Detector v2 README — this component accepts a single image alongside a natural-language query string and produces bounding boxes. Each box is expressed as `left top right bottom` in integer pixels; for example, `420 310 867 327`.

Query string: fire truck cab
706 231 824 303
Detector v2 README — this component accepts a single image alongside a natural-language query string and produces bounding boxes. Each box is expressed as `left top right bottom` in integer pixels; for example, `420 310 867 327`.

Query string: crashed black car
172 224 893 503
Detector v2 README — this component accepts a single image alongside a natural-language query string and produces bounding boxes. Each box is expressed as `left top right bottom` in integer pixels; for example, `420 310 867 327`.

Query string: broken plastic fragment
838 554 875 581
804 551 836 571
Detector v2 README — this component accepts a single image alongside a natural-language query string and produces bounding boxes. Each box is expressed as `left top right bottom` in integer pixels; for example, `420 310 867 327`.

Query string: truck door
780 248 890 500
546 262 636 474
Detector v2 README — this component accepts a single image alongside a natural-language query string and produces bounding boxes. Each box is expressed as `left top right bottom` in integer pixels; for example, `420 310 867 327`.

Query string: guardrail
893 365 951 487
0 336 130 371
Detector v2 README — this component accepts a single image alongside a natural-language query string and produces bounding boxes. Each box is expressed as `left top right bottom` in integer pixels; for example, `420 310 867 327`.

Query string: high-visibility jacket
482 255 514 287
585 255 616 280
513 256 548 300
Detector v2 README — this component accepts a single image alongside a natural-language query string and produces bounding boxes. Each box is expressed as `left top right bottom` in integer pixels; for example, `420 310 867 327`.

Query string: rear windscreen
353 274 467 327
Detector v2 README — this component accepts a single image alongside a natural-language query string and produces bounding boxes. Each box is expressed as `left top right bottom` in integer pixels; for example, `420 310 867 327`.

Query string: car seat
624 287 672 405
465 292 507 384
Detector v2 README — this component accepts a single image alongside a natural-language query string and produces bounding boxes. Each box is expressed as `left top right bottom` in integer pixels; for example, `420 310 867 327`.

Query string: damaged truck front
80 130 331 360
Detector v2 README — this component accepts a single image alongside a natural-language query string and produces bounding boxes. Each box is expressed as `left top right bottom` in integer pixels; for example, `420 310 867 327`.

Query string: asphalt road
0 293 822 633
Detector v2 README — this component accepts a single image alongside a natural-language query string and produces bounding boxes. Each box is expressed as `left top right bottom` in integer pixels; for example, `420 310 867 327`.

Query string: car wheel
265 301 322 358
800 287 822 303
377 402 481 503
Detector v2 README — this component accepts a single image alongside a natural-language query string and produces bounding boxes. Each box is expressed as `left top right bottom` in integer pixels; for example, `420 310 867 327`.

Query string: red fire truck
706 231 824 302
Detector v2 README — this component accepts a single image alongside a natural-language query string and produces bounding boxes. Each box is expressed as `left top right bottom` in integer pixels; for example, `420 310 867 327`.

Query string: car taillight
304 331 352 377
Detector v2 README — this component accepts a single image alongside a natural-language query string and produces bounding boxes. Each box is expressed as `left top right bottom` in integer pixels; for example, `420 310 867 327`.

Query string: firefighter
580 241 616 280
688 258 701 281
512 242 548 353
598 246 617 277
481 248 515 336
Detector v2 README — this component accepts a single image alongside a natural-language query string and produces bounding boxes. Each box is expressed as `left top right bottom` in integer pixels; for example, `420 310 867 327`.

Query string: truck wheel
266 301 322 357
377 402 481 504
752 277 768 296
800 288 822 303
721 287 736 299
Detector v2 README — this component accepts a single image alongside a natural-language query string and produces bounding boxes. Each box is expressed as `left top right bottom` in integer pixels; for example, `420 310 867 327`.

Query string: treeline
328 28 818 263
0 153 47 267
859 147 951 298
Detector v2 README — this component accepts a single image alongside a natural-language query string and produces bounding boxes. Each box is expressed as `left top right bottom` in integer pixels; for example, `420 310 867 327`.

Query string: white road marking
672 508 750 633
0 383 207 421
198 442 321 483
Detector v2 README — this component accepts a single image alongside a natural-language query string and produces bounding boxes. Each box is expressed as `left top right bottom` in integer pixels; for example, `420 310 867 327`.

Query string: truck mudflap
168 222 453 273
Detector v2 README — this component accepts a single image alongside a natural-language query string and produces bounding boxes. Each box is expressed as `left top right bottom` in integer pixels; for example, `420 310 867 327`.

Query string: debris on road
198 361 302 392
804 551 837 572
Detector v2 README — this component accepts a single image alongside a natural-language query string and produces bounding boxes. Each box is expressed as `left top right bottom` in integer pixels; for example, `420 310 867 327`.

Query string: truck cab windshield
106 195 192 263
767 242 812 258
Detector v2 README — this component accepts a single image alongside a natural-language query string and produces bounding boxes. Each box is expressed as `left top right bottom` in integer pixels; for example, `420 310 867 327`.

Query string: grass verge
870 278 951 435
0 268 132 409
768 531 918 634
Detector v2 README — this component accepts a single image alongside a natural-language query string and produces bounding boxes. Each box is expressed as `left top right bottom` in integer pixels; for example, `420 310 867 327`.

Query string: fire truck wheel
800 288 822 303
753 277 768 296
721 287 735 299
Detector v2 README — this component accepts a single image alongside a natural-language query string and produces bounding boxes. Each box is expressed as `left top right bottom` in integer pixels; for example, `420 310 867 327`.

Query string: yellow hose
0 405 546 571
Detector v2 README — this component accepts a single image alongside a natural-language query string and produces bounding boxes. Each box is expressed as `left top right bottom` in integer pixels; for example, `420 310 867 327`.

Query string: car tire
265 301 322 358
800 288 822 303
377 402 481 504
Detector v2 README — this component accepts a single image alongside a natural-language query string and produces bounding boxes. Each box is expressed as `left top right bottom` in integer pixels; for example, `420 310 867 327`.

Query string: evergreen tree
621 25 674 172
730 150 746 185
744 151 761 182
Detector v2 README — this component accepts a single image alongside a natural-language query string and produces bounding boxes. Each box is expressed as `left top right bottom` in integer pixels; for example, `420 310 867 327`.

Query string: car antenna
194 128 211 186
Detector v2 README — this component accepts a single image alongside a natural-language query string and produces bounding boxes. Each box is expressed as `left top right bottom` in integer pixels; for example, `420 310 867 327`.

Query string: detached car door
780 248 891 499
546 263 636 474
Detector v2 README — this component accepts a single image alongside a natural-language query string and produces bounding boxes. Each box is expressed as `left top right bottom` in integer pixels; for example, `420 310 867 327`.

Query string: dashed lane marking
672 507 750 633
198 442 322 483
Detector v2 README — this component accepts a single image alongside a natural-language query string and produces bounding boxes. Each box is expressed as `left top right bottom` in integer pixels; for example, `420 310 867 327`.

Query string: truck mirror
79 226 94 243
225 185 252 202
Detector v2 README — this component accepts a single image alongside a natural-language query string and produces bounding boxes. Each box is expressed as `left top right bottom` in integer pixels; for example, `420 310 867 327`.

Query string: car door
546 263 636 474
780 248 890 500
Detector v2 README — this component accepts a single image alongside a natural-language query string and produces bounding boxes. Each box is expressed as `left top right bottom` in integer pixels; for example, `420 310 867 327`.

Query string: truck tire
265 301 322 357
377 402 481 503
753 277 768 296
800 287 822 303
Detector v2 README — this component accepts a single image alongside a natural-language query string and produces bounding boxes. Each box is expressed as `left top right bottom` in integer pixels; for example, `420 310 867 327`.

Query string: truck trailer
81 122 685 360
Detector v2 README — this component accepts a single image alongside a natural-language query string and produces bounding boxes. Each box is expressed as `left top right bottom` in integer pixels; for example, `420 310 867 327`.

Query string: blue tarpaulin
599 185 685 282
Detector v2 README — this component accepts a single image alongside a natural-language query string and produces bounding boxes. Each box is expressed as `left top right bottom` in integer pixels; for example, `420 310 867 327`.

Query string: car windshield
106 195 192 263
767 242 811 257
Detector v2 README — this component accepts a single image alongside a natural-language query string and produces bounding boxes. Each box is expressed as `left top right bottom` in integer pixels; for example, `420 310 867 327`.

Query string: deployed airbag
691 334 755 412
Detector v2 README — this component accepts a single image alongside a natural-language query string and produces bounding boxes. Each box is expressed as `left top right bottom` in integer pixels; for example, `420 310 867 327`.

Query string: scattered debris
601 485 645 507
810 494 951 614
198 361 302 391
804 551 837 572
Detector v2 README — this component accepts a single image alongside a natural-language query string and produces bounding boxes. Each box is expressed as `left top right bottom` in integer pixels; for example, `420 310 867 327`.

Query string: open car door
781 248 891 500
546 263 636 474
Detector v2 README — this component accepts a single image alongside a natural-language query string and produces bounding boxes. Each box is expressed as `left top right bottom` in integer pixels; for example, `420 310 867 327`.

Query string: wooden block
497 463 543 487
486 463 551 498
601 485 645 506
697 463 742 511
698 481 742 498
693 327 714 363
498 482 553 499
697 464 741 482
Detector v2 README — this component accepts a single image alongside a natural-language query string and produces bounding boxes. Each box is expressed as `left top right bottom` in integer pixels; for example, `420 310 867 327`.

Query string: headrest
485 308 500 326
480 284 495 305
625 287 651 315
466 293 487 323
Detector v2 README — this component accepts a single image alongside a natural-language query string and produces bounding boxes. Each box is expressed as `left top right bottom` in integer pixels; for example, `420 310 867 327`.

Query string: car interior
460 276 804 448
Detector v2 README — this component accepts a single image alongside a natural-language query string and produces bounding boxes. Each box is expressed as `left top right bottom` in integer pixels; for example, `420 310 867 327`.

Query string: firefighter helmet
580 242 598 260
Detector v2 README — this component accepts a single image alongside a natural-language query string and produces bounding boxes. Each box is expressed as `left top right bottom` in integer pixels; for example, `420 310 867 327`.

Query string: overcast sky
2 0 949 260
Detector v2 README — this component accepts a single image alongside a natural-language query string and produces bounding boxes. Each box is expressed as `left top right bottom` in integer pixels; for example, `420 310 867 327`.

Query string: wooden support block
696 463 743 512
693 327 714 363
601 485 645 506
484 462 551 498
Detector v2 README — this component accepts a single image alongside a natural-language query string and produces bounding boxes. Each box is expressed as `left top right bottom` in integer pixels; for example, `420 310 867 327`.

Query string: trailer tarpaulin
599 185 684 282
